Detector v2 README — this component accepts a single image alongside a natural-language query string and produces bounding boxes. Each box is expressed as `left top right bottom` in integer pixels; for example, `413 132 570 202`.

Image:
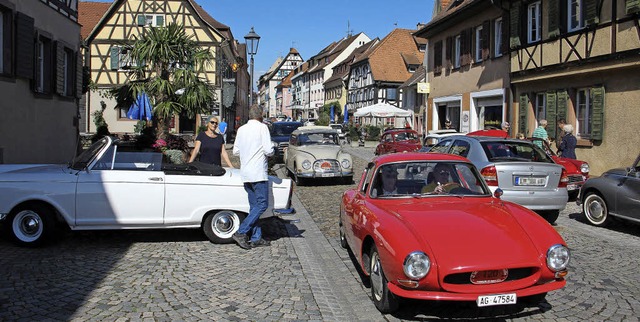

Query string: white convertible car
0 137 294 247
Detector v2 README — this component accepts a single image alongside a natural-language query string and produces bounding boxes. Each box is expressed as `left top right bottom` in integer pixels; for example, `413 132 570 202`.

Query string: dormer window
408 65 417 73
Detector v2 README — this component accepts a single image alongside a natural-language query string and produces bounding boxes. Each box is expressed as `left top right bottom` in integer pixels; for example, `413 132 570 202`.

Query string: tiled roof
400 65 426 87
78 1 111 39
324 39 379 84
355 28 425 83
418 0 481 34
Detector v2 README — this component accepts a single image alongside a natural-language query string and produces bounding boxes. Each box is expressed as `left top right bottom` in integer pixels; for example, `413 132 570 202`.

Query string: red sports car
529 138 589 200
339 152 570 313
375 129 422 155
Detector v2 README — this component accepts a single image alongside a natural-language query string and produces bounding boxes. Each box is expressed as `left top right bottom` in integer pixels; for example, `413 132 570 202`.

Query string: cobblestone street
0 145 638 321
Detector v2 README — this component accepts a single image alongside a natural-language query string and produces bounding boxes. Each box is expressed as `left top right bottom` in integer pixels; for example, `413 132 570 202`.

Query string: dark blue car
270 122 303 160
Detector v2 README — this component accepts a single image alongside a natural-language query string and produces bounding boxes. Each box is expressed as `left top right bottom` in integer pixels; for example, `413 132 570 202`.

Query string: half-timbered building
0 0 82 163
79 0 242 135
509 0 640 174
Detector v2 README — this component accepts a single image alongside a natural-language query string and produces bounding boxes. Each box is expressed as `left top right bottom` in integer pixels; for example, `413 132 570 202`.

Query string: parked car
375 128 422 155
284 126 353 185
578 152 640 227
529 137 589 200
422 129 461 148
0 137 294 247
329 123 349 144
269 121 303 160
340 152 570 313
429 135 568 223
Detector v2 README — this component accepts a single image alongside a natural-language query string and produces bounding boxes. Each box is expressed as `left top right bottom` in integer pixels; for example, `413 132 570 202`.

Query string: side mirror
493 188 503 199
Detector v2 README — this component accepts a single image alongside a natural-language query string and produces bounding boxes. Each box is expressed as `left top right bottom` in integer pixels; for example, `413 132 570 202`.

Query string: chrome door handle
149 177 163 181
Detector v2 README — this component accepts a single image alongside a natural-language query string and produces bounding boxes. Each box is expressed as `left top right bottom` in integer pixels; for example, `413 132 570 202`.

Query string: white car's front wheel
8 204 56 247
203 210 246 243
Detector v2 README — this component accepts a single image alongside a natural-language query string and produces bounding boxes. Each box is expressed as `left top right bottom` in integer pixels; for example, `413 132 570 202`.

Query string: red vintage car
339 152 570 313
374 129 422 155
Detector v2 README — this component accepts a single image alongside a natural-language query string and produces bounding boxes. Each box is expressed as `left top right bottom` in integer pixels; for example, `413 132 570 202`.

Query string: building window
568 0 585 32
35 35 52 94
535 93 546 120
494 18 503 57
454 35 461 68
576 88 592 137
62 48 75 96
527 1 541 43
138 14 164 27
475 25 483 62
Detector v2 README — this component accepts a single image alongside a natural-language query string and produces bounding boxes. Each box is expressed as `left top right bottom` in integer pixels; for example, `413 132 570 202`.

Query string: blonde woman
189 116 234 167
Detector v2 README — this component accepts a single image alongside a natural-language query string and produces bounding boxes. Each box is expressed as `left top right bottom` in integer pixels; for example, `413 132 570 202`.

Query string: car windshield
298 132 338 145
369 161 490 198
271 123 301 136
69 137 109 170
481 141 554 163
394 131 418 142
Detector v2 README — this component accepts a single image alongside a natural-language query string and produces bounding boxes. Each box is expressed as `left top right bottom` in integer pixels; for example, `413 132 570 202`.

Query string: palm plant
111 23 215 139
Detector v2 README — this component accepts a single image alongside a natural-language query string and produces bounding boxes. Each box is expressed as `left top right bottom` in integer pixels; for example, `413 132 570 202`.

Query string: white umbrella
353 102 412 117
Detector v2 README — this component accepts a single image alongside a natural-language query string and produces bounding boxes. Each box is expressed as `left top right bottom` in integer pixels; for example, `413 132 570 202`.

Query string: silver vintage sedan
429 135 568 223
283 126 353 185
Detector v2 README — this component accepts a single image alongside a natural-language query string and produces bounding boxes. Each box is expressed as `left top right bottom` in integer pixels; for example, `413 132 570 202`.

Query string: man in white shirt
232 106 274 249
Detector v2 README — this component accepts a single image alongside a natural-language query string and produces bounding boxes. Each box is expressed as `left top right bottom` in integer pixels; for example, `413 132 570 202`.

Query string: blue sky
92 0 435 77
206 0 435 77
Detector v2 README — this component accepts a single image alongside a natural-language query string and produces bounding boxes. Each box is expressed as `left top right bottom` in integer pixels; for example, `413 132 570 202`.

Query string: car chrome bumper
490 188 568 210
297 171 353 178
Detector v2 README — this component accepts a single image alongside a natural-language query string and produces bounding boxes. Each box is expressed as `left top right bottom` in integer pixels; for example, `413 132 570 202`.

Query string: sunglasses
210 121 218 125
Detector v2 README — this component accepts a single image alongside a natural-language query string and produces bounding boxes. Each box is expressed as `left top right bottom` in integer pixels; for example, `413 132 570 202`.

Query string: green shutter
586 0 600 25
590 86 605 140
548 0 560 38
110 46 120 70
546 91 557 138
510 1 521 48
557 90 567 122
137 15 146 26
627 0 640 14
519 94 529 136
156 16 164 26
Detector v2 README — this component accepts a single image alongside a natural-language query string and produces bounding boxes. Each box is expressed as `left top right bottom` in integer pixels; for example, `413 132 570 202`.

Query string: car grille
443 267 535 285
277 142 289 154
313 159 340 172
567 174 584 184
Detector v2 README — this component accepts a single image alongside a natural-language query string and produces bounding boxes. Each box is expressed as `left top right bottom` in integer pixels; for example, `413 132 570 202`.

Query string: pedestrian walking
231 106 274 249
218 118 228 143
532 119 550 148
188 116 234 167
558 124 577 159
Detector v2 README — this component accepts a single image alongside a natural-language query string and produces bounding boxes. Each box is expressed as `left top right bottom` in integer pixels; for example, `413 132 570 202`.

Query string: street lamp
244 27 260 107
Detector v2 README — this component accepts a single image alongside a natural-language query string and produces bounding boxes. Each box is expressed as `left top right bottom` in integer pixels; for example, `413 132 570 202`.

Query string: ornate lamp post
244 27 260 107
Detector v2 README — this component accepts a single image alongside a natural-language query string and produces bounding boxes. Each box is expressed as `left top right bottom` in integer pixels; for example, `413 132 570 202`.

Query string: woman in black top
188 116 234 167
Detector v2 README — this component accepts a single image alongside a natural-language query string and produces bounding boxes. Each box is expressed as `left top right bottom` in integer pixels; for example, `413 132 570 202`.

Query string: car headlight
580 163 590 174
403 251 430 280
341 159 351 169
301 160 311 170
547 244 570 272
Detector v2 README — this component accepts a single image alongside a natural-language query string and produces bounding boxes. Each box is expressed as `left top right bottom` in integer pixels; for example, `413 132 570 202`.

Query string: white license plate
321 173 335 177
515 176 545 186
477 293 517 307
567 184 577 191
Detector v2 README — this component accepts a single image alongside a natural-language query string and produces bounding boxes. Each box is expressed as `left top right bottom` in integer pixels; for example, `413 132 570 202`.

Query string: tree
110 23 215 140
316 102 342 126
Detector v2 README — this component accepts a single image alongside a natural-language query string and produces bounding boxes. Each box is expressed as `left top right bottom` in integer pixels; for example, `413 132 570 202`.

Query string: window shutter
156 15 164 26
501 13 509 55
137 15 146 26
585 0 600 25
519 94 529 136
548 0 560 38
546 91 558 138
590 86 605 140
626 0 640 14
434 40 443 72
110 46 120 70
2 10 13 74
556 89 568 122
76 50 83 98
482 20 490 60
510 1 521 48
15 12 34 79
445 36 452 68
56 42 64 96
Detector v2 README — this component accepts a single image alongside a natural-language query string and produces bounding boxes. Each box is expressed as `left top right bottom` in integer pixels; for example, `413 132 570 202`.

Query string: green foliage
133 120 146 134
365 125 382 141
92 109 107 129
348 125 360 141
316 102 342 126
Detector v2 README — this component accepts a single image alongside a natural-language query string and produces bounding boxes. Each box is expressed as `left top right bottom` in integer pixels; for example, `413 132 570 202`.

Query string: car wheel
583 192 610 227
539 210 559 224
369 245 400 313
203 210 246 244
9 204 56 247
339 221 348 249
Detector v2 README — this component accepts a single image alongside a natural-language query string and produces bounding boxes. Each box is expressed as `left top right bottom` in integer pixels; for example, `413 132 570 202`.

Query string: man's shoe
250 238 271 248
232 233 252 250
